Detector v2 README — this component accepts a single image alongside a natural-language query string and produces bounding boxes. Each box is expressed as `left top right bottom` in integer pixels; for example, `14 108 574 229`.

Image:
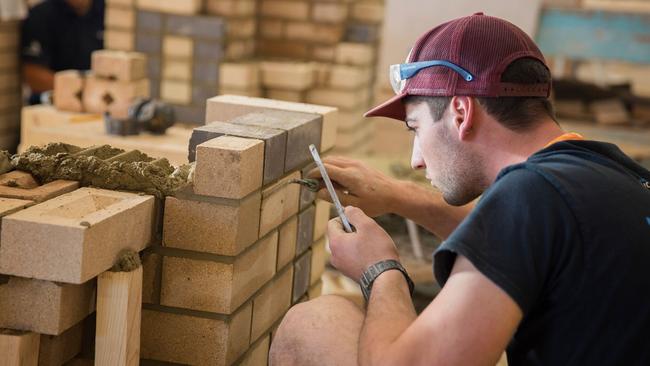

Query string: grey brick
136 33 162 54
191 84 218 106
173 105 204 124
299 163 317 210
137 11 164 33
193 40 224 60
147 56 161 79
149 79 161 99
292 250 312 303
192 61 219 85
166 14 225 40
296 205 315 255
345 24 380 43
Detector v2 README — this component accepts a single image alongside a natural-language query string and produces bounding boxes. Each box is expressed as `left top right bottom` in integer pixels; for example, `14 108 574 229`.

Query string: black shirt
21 0 104 72
434 140 650 365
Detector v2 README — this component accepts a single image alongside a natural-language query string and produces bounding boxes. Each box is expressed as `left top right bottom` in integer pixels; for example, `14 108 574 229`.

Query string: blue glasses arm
400 60 474 82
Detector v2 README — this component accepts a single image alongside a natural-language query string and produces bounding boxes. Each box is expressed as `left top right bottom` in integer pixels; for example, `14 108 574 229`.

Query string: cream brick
312 45 336 62
260 0 309 20
285 22 344 43
227 18 257 39
54 70 85 113
136 0 203 15
259 20 284 39
266 89 305 103
329 65 372 89
240 335 270 366
91 50 147 81
308 279 323 299
260 61 314 91
105 5 135 30
278 216 298 270
83 75 150 119
163 36 193 59
206 0 256 16
307 88 369 110
0 188 155 284
104 29 134 51
313 199 331 240
251 265 293 340
162 192 261 256
310 237 328 285
312 2 348 23
160 232 277 314
219 62 260 92
335 43 375 66
162 59 192 81
161 80 191 105
259 171 301 237
351 2 385 23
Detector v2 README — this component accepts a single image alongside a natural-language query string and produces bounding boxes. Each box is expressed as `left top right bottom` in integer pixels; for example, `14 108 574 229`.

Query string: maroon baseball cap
365 12 550 121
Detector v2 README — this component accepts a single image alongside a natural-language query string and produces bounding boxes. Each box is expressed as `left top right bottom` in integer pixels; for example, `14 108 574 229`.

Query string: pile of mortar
0 143 193 198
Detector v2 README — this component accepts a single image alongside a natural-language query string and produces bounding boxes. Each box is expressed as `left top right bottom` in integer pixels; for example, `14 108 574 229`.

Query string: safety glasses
389 60 475 94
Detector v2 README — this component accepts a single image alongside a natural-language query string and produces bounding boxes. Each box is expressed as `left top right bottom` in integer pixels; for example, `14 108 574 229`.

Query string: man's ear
450 96 474 141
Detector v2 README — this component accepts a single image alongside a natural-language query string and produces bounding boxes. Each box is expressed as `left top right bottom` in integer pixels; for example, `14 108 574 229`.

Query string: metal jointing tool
308 144 354 233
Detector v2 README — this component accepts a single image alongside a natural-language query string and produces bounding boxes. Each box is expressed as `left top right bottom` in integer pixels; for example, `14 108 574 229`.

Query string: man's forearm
359 270 417 366
391 180 473 239
23 63 54 93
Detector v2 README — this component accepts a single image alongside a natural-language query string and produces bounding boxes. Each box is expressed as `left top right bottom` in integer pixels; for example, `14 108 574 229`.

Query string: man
270 13 650 366
21 0 104 103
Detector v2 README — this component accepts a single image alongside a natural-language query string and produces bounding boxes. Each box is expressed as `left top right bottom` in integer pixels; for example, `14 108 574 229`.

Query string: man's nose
411 136 425 170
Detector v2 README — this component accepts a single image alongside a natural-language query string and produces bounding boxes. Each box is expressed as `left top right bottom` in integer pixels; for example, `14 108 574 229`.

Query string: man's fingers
344 206 372 227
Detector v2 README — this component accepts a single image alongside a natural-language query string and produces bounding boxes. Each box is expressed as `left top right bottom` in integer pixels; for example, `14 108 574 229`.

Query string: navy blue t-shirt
434 140 650 365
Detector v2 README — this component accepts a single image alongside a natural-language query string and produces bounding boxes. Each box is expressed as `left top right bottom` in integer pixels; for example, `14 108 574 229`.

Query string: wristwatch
360 259 415 302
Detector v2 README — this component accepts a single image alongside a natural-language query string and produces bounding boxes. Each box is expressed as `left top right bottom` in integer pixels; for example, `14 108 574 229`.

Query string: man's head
365 13 556 205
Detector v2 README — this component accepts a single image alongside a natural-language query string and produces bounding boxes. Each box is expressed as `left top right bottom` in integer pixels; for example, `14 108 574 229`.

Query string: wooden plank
0 330 40 366
95 267 143 366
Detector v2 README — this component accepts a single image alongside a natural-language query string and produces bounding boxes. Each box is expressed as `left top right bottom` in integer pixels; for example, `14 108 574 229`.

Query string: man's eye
406 126 417 132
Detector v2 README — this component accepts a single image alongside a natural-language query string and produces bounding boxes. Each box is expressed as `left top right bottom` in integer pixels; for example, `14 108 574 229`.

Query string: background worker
269 13 650 366
21 0 104 104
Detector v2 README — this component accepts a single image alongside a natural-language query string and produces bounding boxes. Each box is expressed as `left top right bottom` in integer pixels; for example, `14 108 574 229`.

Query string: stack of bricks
103 0 257 123
139 94 334 365
0 156 157 364
0 20 22 152
53 49 149 119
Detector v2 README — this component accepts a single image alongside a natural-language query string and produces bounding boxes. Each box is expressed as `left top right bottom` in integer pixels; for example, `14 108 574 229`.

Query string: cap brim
364 93 407 121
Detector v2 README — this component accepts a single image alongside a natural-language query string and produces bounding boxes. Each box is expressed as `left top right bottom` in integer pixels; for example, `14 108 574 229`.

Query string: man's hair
404 58 556 131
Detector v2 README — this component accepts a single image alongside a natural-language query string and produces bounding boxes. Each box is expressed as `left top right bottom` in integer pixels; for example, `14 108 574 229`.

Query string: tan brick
206 95 339 152
206 0 256 16
277 216 297 270
194 136 264 199
0 92 21 112
307 88 369 110
260 171 301 237
161 232 277 314
141 304 252 365
260 0 309 20
312 2 348 22
105 5 136 30
240 335 270 366
162 192 261 256
335 43 375 66
0 171 78 203
329 65 372 89
219 62 260 90
256 39 309 59
104 29 134 51
227 18 257 39
310 237 328 285
92 50 146 82
53 71 85 113
141 251 161 304
0 51 18 70
0 188 155 284
351 2 385 23
83 75 150 119
225 39 256 61
0 277 95 335
0 330 39 366
260 61 314 91
259 20 284 39
266 89 305 103
285 22 344 43
0 25 19 51
0 74 20 92
38 319 84 366
136 0 203 15
313 45 336 62
219 87 262 98
251 265 293 340
0 197 32 217
313 199 331 240
160 80 191 105
162 59 192 81
308 279 323 299
163 36 193 59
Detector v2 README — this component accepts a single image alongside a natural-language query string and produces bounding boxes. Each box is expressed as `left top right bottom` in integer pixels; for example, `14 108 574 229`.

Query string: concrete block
162 192 261 256
38 319 84 366
193 61 220 85
0 276 95 335
91 50 147 81
240 335 270 366
346 23 381 43
230 111 322 171
260 0 309 20
310 237 327 285
137 0 203 15
312 2 348 23
0 171 78 203
104 29 134 51
136 10 163 32
259 171 301 237
251 265 293 340
292 250 311 303
53 70 85 113
0 330 39 366
83 75 150 119
188 121 286 185
0 188 155 284
260 61 314 91
166 14 225 40
296 205 315 255
193 39 224 60
141 251 162 305
266 89 305 103
141 303 252 365
277 216 297 270
105 5 135 30
194 135 264 199
308 279 323 299
351 2 385 23
206 95 338 152
135 32 162 54
162 59 192 81
285 22 344 44
160 80 191 105
313 199 331 240
219 62 259 90
163 35 194 59
206 0 256 16
160 231 277 314
336 43 375 66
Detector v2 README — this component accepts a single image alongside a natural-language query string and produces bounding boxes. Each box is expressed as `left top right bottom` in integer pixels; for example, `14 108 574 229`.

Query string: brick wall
0 20 22 152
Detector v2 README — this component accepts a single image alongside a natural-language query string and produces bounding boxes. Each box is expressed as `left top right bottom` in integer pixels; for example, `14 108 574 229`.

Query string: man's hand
308 156 400 217
327 206 400 282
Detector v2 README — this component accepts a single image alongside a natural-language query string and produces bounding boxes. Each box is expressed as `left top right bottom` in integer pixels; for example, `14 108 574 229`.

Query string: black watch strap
360 259 415 302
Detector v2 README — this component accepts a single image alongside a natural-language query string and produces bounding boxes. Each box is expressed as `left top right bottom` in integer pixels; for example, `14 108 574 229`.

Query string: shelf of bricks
103 0 386 156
